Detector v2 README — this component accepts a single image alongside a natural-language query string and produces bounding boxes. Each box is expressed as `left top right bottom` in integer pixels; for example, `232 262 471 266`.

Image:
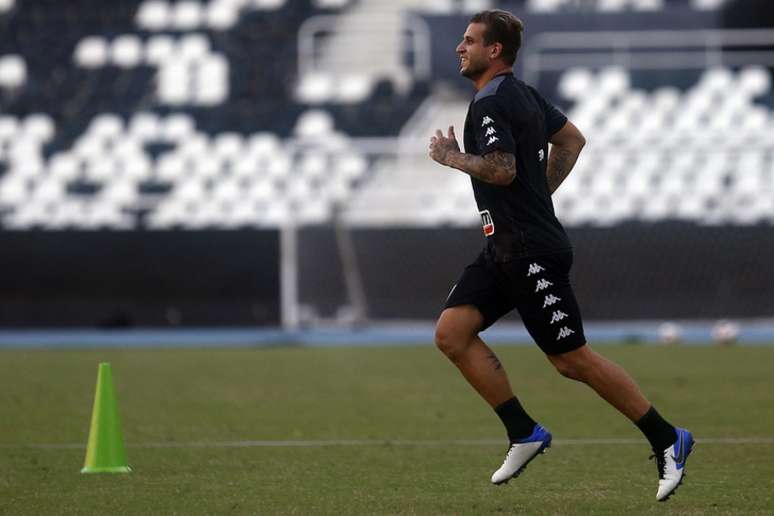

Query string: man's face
456 23 494 79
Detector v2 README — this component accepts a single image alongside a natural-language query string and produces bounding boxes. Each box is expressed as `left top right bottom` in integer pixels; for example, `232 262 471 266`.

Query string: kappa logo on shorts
485 126 496 137
557 326 575 340
479 209 494 236
535 279 553 292
481 115 494 126
550 310 568 324
543 294 561 307
486 135 500 146
527 263 544 276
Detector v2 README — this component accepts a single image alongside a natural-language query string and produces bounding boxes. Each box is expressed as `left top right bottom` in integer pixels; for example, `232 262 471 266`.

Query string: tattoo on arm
446 150 516 186
546 145 579 194
486 351 503 371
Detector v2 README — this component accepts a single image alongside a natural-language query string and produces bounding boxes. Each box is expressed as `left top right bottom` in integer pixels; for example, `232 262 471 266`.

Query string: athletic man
428 10 693 502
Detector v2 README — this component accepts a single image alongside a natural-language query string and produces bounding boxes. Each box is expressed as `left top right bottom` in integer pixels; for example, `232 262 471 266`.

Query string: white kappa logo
538 149 545 162
550 310 568 324
481 116 493 126
543 294 561 307
535 279 553 292
486 136 499 145
557 326 575 340
527 263 545 276
485 126 497 136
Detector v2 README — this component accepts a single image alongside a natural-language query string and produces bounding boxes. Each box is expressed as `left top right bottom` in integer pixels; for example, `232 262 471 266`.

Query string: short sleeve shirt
462 73 571 261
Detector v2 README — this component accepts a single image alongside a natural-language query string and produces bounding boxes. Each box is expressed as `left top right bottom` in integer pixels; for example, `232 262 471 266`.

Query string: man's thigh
443 252 514 331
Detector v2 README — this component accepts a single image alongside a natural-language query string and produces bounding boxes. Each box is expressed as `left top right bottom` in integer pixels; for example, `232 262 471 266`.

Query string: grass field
2 344 774 515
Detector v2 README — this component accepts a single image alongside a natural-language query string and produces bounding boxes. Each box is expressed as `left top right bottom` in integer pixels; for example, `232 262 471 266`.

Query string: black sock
494 397 537 442
635 406 677 451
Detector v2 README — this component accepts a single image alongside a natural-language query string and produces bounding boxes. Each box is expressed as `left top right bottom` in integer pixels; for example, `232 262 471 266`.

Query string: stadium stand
0 0 772 231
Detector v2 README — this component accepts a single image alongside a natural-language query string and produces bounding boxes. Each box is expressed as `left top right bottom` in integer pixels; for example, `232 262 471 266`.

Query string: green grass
1 344 774 515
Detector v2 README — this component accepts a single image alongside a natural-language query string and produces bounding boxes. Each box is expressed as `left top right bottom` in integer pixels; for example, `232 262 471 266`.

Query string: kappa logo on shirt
485 126 497 136
538 149 545 162
550 310 568 324
481 116 494 126
479 209 494 236
486 135 499 145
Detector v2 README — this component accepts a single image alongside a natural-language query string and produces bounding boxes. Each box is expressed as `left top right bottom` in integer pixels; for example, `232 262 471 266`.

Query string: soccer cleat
490 424 552 485
653 427 694 502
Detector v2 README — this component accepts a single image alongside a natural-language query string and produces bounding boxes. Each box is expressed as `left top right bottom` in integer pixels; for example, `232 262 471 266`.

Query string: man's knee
434 325 461 358
548 344 593 381
434 306 483 360
434 323 474 361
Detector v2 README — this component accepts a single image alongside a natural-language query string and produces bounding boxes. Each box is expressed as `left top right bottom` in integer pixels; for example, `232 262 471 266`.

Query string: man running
428 9 693 502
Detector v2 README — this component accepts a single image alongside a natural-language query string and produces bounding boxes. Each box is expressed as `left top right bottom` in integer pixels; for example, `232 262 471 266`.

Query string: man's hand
429 126 460 166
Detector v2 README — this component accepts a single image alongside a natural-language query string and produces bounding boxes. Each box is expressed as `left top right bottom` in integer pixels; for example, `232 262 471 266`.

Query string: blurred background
1 0 773 345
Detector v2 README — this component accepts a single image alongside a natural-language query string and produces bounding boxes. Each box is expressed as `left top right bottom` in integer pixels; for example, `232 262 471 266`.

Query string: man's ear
490 42 503 60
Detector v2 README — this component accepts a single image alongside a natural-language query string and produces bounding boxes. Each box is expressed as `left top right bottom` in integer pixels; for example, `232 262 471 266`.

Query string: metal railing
523 28 774 84
297 13 431 80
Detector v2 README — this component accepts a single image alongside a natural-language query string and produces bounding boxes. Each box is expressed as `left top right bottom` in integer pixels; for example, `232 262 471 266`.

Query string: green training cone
81 362 131 474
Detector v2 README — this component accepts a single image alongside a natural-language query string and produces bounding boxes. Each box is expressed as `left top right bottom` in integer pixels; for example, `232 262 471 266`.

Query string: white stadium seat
172 1 204 30
136 0 171 30
296 73 334 104
111 35 143 68
157 155 187 181
158 62 191 105
252 0 286 10
293 110 334 139
178 34 210 63
0 54 26 88
128 112 162 141
74 38 108 68
145 36 176 65
213 132 244 160
336 75 372 104
89 114 125 141
161 114 195 141
206 1 239 30
21 114 55 143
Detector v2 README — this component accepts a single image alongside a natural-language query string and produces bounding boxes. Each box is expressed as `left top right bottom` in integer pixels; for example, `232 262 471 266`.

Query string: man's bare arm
445 149 516 186
429 126 516 186
546 120 585 194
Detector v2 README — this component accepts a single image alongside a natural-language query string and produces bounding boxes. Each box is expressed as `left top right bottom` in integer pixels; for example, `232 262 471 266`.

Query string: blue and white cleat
654 427 694 502
491 424 552 485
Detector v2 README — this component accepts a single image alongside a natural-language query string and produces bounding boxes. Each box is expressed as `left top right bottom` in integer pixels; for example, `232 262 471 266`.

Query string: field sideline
2 344 773 515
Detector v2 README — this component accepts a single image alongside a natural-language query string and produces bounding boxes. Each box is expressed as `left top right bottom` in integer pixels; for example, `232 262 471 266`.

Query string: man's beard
461 60 485 79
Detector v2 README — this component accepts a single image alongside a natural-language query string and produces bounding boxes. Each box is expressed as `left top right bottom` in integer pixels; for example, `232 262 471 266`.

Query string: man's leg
510 250 692 500
546 345 674 447
434 305 515 408
435 305 536 440
547 344 694 501
547 344 650 421
435 305 551 485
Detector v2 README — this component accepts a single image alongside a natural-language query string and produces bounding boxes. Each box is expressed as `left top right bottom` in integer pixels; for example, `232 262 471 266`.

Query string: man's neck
473 63 513 91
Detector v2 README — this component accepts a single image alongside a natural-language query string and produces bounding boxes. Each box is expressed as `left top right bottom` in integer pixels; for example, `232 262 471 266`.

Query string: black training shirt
463 73 572 262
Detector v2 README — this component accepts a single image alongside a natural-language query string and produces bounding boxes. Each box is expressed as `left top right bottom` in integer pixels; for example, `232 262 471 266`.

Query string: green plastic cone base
81 465 132 474
81 362 131 474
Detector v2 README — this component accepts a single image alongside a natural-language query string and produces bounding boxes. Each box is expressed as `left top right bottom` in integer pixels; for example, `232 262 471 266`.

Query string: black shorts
443 249 586 355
